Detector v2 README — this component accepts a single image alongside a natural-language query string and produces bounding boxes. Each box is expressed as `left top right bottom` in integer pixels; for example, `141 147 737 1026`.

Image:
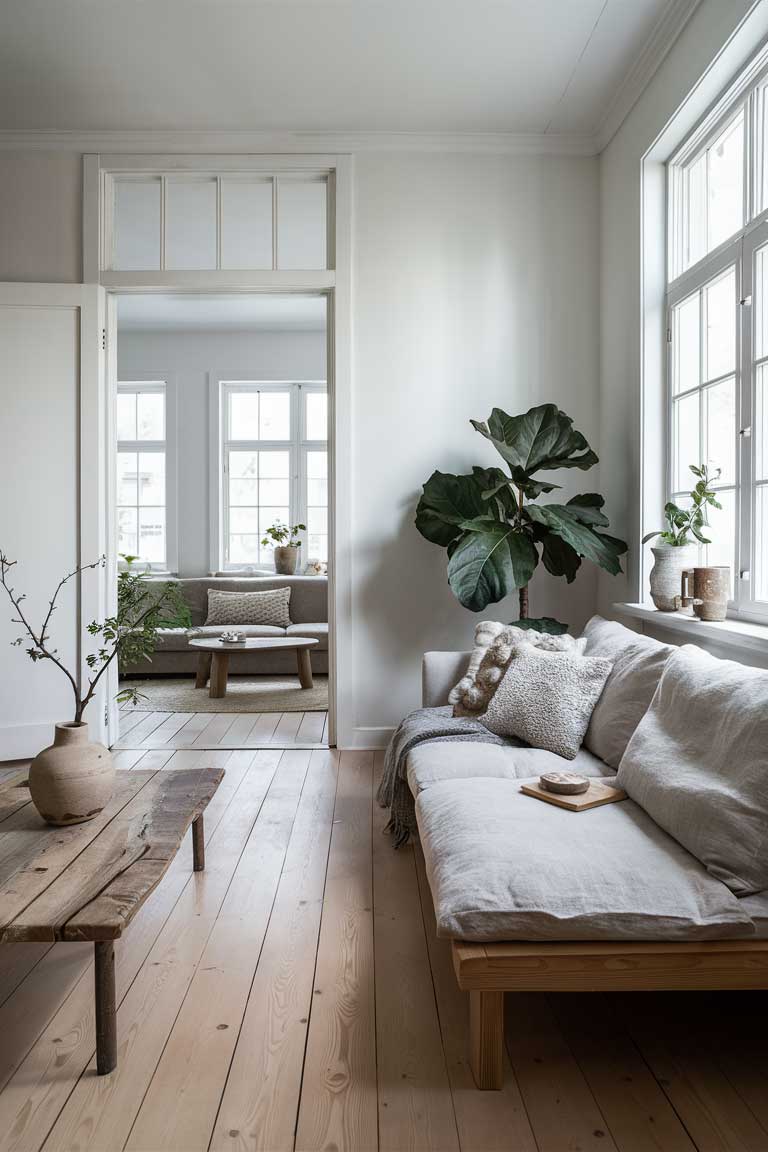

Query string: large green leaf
447 526 537 611
565 493 609 527
540 532 581 583
415 471 489 547
511 617 569 635
525 504 627 576
470 404 598 477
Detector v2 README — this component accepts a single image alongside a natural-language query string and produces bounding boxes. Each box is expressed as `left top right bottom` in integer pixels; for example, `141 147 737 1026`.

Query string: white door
0 283 110 759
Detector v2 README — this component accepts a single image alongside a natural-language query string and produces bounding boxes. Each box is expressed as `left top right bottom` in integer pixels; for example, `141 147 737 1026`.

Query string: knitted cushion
204 587 291 628
479 644 612 759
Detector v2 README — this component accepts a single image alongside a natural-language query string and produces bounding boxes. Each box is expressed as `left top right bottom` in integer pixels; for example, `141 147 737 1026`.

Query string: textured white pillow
205 587 291 628
453 626 586 716
448 620 506 706
479 644 613 759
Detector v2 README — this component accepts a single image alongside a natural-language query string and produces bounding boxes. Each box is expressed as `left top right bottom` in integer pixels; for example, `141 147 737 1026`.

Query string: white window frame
116 376 178 573
667 55 768 623
211 377 326 572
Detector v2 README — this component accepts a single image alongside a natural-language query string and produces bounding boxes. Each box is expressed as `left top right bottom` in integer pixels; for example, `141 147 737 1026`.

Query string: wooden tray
520 777 627 811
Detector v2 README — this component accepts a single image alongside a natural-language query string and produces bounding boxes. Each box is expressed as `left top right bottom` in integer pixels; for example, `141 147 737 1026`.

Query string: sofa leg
469 990 504 1089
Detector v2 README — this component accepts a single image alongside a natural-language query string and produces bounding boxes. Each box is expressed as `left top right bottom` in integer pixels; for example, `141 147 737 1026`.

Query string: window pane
307 450 327 479
277 180 327 269
259 509 290 536
703 487 736 596
756 486 768 601
673 392 700 491
114 179 161 270
138 452 165 506
117 393 137 440
229 535 260 565
137 392 164 440
704 377 735 484
707 113 744 252
704 269 735 380
307 476 328 505
259 392 290 439
230 393 260 440
260 478 290 504
306 392 327 439
230 478 258 505
117 452 138 505
260 451 290 479
757 364 768 482
756 244 768 361
166 179 217 270
139 507 165 564
307 534 328 563
230 507 259 534
673 293 700 395
229 450 258 479
117 507 138 556
686 154 706 269
308 507 328 536
221 179 273 269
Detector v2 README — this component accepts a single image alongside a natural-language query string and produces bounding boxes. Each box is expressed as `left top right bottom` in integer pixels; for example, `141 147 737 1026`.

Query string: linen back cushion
582 615 673 768
205 587 291 628
616 645 768 895
479 645 612 759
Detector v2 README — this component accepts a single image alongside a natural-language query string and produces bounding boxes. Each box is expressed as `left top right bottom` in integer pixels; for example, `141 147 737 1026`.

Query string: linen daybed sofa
121 574 328 676
413 617 768 1089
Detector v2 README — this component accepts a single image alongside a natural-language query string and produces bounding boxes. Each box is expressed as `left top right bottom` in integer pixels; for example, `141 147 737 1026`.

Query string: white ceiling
0 0 688 141
117 294 327 333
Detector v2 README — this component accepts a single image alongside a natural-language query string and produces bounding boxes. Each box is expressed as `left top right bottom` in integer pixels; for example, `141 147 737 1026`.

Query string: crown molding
595 0 702 151
0 127 600 157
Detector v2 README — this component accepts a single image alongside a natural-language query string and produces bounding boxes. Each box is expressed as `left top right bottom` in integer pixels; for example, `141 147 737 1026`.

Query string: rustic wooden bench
453 937 768 1090
0 766 223 1074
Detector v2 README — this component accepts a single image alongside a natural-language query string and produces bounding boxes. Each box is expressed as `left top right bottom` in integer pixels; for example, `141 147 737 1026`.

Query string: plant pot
29 722 115 826
648 543 698 611
273 546 298 576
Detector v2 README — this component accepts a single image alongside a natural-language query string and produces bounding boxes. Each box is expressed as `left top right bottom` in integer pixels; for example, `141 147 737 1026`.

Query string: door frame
84 154 351 747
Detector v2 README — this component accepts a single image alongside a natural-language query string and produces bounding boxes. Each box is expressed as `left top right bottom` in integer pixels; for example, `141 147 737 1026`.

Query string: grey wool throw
377 706 511 846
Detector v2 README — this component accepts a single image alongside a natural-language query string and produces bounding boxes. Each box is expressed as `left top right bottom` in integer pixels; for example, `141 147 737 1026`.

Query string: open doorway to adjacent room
113 292 331 750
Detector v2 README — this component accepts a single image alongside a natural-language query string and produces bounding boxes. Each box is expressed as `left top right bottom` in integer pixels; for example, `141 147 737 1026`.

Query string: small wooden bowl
539 772 590 795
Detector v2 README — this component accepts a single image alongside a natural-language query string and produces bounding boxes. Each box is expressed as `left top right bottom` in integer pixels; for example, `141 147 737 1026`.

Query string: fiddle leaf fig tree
415 404 628 623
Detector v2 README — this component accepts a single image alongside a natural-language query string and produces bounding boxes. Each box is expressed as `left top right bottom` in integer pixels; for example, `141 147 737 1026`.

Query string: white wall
0 147 601 741
118 327 326 575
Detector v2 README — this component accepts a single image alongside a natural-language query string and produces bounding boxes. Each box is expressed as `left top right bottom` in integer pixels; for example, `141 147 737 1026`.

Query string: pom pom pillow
479 644 612 759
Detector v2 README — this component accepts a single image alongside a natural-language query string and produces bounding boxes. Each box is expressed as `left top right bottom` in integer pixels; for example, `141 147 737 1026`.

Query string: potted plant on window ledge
262 521 306 576
642 464 721 611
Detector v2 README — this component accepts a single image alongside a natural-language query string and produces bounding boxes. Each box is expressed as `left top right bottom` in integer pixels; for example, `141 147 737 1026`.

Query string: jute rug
119 675 328 713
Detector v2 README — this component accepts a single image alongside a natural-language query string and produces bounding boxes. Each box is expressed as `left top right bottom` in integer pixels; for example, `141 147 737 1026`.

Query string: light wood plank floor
115 708 329 750
1 749 767 1152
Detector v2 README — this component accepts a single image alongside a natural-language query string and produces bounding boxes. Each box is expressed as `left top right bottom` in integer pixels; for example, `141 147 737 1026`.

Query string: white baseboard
345 726 394 750
0 721 54 761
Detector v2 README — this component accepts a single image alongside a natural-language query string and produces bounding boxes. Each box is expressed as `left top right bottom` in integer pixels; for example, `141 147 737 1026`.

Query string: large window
220 381 327 569
667 62 768 620
116 381 175 570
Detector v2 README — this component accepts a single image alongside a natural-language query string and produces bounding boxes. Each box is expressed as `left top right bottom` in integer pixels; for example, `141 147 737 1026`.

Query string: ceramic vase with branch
0 552 190 825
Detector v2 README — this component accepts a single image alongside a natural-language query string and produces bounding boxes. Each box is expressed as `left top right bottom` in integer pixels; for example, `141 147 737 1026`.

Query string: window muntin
116 382 168 568
221 382 327 569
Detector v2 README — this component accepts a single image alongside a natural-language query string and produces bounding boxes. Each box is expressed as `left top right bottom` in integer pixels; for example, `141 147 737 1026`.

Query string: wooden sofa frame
453 938 768 1089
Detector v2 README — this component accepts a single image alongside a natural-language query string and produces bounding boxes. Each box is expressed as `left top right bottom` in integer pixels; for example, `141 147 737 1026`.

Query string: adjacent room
1 2 768 1150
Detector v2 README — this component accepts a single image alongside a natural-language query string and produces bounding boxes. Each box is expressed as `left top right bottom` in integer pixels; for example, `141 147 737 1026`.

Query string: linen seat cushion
193 624 286 638
617 645 768 896
205 587 291 628
582 615 673 768
479 645 612 759
406 742 612 798
416 778 753 941
286 622 329 649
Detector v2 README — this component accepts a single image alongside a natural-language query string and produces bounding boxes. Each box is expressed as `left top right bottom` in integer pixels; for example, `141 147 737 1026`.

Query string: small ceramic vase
649 543 698 611
273 545 298 575
681 565 730 621
29 722 115 826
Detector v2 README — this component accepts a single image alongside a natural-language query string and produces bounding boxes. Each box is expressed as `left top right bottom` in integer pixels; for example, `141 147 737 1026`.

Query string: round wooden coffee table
189 636 319 699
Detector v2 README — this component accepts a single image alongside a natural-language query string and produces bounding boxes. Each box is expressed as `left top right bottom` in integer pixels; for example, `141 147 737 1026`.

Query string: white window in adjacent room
116 382 172 570
220 382 327 569
667 64 768 621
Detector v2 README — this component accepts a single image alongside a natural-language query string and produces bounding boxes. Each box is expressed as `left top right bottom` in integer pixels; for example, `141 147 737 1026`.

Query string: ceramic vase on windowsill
29 723 115 826
648 542 698 611
273 545 299 575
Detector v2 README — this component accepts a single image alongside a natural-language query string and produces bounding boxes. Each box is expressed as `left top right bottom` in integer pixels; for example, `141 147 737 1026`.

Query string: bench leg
469 990 504 1089
95 941 117 1075
192 814 205 871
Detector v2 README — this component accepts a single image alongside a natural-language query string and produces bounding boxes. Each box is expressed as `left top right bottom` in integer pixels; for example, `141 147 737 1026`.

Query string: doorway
111 292 332 752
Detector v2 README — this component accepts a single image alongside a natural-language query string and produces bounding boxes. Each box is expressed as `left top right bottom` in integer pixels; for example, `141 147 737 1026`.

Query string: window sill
614 603 768 656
